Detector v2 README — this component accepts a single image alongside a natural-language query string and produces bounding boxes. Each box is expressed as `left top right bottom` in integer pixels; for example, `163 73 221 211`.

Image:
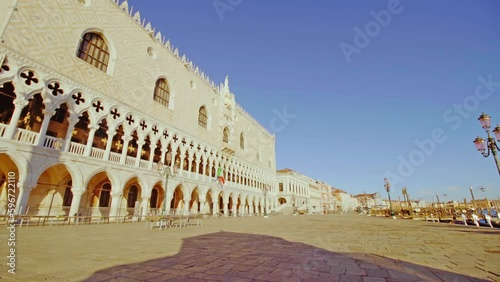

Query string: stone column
102 129 116 161
134 140 144 167
36 109 56 146
232 204 237 217
164 194 172 215
62 116 79 152
147 141 156 170
0 181 8 215
160 142 167 164
199 199 206 214
208 161 213 177
183 195 190 216
108 191 123 221
179 150 185 173
84 125 98 157
15 185 34 215
68 189 84 217
3 99 28 140
140 196 149 219
201 158 207 176
212 201 218 216
119 135 132 164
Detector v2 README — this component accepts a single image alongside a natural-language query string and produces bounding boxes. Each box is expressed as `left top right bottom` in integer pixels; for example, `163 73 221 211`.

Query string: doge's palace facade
0 0 277 219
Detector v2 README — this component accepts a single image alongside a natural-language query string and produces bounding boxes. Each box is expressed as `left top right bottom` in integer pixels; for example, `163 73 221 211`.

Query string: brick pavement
0 214 499 281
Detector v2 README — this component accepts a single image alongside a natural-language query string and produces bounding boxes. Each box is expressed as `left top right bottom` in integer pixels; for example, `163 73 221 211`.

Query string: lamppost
469 186 486 209
384 178 394 218
291 194 296 215
435 193 442 221
157 151 177 215
473 113 500 176
263 186 269 218
402 186 413 218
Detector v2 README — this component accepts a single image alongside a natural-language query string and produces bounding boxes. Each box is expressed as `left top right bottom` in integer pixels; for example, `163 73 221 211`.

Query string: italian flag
217 167 225 186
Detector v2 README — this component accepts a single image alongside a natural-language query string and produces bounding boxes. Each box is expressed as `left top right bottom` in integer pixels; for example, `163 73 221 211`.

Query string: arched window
127 185 139 208
77 32 110 72
0 82 16 124
62 180 73 207
150 188 159 208
223 127 229 143
240 132 245 149
153 78 170 107
198 106 207 128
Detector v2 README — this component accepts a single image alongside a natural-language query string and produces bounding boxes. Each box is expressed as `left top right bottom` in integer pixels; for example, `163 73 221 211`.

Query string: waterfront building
0 0 277 219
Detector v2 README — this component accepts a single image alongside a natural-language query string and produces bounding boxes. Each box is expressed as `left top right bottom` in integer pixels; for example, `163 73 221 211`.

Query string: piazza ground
0 214 499 281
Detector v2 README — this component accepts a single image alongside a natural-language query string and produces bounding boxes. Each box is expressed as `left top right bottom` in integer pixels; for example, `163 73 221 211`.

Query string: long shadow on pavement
83 231 489 282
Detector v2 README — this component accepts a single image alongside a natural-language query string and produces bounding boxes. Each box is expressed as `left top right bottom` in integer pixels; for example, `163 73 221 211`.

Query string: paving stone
5 214 498 281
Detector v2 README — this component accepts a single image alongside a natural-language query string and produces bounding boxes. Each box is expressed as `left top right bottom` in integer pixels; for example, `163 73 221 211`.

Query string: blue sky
126 0 500 203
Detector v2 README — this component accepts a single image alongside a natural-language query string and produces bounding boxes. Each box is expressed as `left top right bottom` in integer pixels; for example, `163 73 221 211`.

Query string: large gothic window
77 32 110 72
222 127 229 143
198 106 207 128
153 78 170 107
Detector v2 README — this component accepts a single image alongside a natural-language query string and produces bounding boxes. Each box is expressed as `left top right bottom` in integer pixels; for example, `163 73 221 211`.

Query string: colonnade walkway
1 214 499 281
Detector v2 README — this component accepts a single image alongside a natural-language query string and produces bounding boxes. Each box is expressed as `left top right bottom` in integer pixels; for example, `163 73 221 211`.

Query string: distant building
332 188 357 212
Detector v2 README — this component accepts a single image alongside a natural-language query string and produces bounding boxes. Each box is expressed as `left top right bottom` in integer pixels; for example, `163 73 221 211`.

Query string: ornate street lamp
469 186 486 209
291 194 296 215
157 151 177 215
384 178 394 218
473 113 500 176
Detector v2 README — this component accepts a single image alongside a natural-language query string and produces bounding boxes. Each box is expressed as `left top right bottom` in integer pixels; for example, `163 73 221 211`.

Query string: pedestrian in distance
485 214 493 228
472 213 480 227
461 212 468 226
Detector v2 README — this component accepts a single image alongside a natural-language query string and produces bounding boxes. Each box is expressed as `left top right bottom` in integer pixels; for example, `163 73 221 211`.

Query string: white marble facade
0 0 278 219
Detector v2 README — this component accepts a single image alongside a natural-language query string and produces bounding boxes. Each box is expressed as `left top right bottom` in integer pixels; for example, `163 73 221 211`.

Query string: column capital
68 116 80 125
13 98 29 107
70 188 85 196
122 135 132 142
42 109 56 116
110 191 123 198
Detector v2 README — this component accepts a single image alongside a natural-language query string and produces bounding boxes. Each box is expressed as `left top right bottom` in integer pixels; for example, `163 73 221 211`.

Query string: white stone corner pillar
68 188 84 217
108 191 123 221
140 195 150 219
15 184 34 215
